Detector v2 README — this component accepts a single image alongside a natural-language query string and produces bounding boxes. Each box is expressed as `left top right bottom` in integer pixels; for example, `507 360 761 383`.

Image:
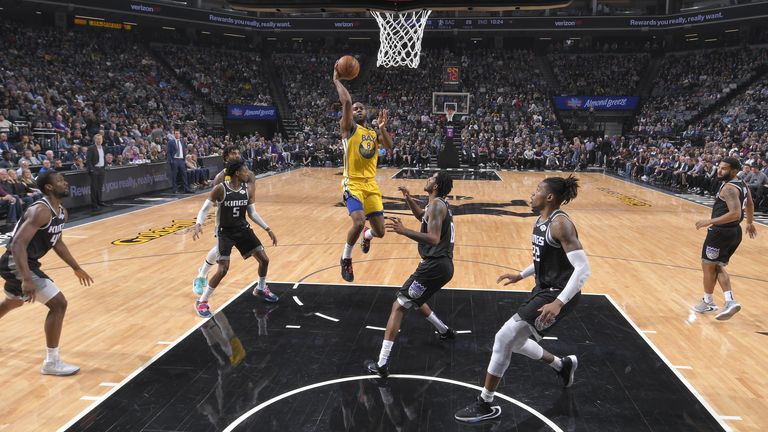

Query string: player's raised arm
377 109 392 150
333 65 354 138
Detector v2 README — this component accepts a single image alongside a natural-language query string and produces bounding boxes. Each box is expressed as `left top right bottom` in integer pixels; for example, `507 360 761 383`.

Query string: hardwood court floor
0 168 766 431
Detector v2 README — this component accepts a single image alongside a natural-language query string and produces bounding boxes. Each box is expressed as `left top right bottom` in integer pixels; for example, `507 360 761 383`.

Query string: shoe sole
715 305 741 321
454 406 502 423
565 355 578 388
41 368 80 376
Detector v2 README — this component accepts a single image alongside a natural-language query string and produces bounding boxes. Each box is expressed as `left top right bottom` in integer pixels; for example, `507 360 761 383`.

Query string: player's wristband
520 264 535 279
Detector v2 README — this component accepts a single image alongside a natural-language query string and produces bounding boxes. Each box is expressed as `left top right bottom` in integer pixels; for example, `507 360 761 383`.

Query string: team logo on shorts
705 246 720 260
534 315 556 332
408 281 426 299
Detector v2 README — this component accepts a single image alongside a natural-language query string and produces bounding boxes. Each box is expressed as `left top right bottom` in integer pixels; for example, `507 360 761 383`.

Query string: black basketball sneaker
454 397 502 423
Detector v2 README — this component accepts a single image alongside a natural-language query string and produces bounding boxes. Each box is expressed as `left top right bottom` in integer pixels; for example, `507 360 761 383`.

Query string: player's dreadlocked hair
543 175 579 205
225 159 245 178
435 171 453 198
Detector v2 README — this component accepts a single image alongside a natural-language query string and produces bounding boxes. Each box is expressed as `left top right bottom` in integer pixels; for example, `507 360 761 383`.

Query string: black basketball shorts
218 228 263 260
397 257 454 308
515 285 581 340
701 225 742 265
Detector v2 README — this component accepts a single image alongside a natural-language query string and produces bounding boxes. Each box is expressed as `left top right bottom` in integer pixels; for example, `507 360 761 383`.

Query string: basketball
335 55 360 80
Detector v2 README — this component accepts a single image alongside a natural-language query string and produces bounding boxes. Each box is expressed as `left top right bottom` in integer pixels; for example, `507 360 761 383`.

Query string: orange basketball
335 55 360 80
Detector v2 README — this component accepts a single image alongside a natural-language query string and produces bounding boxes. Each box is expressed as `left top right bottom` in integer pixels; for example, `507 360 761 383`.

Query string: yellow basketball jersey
343 124 378 180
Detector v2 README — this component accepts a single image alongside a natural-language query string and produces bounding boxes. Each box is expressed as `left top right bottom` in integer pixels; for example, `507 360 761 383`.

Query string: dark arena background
0 0 766 431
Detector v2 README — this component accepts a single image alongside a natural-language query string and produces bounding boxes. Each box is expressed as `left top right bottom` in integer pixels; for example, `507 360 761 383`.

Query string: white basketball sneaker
41 359 80 376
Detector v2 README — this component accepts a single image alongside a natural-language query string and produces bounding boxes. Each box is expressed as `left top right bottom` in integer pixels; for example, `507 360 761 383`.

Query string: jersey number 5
233 207 240 218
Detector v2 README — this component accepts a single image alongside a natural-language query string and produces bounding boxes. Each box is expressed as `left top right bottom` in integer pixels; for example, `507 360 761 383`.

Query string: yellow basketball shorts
342 179 384 217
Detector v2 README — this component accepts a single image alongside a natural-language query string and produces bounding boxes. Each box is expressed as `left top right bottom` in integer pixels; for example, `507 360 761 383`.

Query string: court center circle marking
222 374 563 432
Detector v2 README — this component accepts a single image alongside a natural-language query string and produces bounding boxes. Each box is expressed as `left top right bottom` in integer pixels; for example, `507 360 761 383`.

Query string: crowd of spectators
634 47 768 137
155 43 272 107
549 53 650 95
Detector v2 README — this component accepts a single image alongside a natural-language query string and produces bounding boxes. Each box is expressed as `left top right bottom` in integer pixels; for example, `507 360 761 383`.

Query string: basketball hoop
446 107 456 123
370 9 432 68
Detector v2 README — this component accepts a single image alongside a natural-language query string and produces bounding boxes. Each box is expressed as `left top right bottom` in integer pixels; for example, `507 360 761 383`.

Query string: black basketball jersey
711 179 747 228
418 198 454 259
532 209 575 290
8 198 65 262
217 182 250 230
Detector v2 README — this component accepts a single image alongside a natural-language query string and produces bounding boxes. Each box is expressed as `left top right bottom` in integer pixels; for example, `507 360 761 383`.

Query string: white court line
365 325 386 331
673 365 693 370
222 374 563 432
157 341 174 345
79 396 100 401
268 280 606 296
719 416 742 421
56 279 260 432
543 336 558 340
604 294 732 432
456 330 472 334
285 325 301 329
98 382 118 387
292 296 303 306
314 312 339 322
641 330 657 334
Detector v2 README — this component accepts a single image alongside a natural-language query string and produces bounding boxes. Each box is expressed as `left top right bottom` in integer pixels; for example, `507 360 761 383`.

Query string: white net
370 9 432 68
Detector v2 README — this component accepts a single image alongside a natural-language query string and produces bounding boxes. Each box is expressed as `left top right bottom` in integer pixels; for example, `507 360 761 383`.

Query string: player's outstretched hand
377 109 389 129
746 222 757 239
267 230 278 246
74 267 93 287
398 186 410 198
385 216 406 235
497 273 523 285
192 223 203 241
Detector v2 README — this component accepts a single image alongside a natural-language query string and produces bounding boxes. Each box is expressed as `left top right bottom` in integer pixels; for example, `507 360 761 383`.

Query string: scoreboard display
444 65 460 85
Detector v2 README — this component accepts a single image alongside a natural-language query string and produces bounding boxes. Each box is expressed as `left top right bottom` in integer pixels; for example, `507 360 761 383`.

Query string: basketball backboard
228 0 572 13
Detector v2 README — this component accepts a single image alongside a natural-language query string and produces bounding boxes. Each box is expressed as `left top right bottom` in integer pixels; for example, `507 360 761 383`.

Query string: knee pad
488 318 532 376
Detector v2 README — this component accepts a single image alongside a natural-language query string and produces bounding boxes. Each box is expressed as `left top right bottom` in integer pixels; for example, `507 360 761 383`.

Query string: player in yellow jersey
334 65 392 282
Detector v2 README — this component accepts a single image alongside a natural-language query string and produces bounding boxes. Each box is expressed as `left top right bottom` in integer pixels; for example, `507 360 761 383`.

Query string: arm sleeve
196 199 214 225
247 204 269 231
520 263 535 279
556 250 591 305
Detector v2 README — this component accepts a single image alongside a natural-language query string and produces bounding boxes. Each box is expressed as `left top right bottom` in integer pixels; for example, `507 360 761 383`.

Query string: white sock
378 340 394 367
258 277 266 291
426 312 449 334
46 347 59 363
364 228 373 241
704 293 714 304
724 291 734 302
342 243 354 259
480 388 495 403
549 355 563 371
198 260 214 278
200 286 214 302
